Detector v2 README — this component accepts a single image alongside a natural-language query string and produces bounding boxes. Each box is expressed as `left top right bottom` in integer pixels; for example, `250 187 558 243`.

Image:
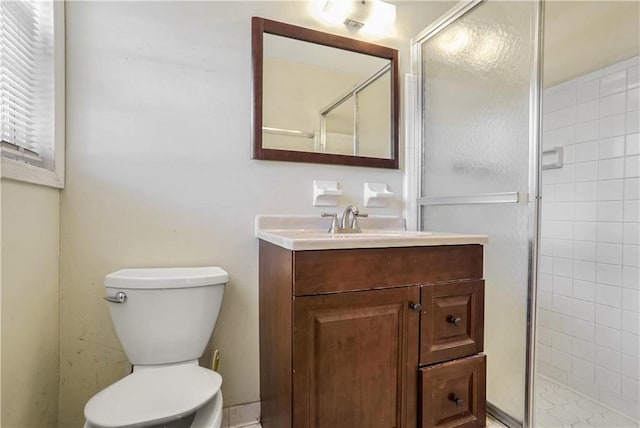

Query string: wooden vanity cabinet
259 240 486 428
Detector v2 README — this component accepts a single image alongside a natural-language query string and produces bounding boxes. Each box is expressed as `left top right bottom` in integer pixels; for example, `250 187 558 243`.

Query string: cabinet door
293 286 420 428
421 280 484 365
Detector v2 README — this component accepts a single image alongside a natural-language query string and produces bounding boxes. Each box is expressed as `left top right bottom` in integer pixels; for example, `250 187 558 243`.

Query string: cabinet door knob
447 315 462 326
409 302 422 312
449 394 464 407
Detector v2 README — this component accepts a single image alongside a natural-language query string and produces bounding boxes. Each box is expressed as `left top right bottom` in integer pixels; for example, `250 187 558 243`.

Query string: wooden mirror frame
251 17 399 169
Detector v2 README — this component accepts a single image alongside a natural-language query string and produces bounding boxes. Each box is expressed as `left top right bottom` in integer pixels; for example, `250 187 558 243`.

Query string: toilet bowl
83 267 227 428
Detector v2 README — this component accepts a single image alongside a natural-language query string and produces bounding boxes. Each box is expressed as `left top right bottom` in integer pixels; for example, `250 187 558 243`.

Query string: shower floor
535 376 638 427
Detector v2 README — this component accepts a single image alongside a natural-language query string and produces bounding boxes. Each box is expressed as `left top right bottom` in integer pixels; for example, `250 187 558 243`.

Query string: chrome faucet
321 205 368 233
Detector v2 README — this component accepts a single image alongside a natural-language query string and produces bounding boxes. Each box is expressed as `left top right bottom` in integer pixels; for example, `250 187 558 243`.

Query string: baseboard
222 401 261 428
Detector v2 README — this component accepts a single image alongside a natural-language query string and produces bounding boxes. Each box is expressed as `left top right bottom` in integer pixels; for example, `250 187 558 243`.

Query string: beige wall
59 1 453 426
1 180 60 428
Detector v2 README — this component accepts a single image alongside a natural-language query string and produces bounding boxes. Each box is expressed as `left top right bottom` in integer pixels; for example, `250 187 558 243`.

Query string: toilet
84 266 228 428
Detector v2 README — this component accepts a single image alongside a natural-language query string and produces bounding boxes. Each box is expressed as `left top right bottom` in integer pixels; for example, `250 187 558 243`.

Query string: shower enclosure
414 1 639 427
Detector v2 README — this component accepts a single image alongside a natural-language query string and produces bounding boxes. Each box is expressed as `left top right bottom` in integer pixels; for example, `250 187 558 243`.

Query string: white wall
60 2 453 426
1 180 60 428
538 55 640 421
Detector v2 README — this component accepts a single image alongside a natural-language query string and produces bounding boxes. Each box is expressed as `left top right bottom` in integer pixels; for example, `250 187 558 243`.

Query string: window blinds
0 0 54 166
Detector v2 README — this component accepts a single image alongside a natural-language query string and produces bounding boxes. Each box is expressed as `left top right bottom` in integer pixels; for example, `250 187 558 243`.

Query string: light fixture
314 0 396 35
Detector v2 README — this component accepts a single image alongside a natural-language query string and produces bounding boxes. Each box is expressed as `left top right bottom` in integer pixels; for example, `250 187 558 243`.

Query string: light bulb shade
316 0 396 35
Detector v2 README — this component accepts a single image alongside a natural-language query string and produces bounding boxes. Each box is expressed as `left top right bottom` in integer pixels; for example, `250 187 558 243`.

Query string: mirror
252 17 399 169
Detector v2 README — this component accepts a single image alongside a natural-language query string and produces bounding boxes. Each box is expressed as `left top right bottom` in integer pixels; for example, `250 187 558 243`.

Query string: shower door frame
408 1 545 427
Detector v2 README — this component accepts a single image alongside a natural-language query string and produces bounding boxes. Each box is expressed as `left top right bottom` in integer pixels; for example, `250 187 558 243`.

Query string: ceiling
544 1 640 87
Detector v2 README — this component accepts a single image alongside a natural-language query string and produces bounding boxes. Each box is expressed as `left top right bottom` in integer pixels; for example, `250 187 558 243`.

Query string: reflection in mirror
252 17 399 169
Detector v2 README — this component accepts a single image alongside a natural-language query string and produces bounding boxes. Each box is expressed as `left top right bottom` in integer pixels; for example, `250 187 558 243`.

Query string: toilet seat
84 364 222 428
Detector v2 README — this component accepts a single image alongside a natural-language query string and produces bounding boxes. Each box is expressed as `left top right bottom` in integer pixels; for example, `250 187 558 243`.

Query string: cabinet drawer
419 354 486 428
420 281 484 365
293 245 483 296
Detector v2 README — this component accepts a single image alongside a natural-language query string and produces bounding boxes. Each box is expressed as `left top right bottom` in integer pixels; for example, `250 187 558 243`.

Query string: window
0 0 64 188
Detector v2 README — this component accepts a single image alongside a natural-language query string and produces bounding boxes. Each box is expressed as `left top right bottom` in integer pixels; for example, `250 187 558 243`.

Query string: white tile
627 133 640 156
568 374 599 400
596 365 622 393
573 279 596 302
598 157 625 180
622 266 640 289
599 114 626 138
577 79 599 103
622 332 639 357
545 86 577 113
554 183 574 201
554 239 573 259
575 120 599 143
555 202 574 220
552 330 573 354
554 258 573 277
577 100 599 123
596 345 622 372
544 106 576 131
543 168 557 185
541 238 554 256
576 203 598 223
538 308 553 328
627 110 640 134
596 324 621 350
553 275 572 297
623 223 640 245
553 312 573 335
542 184 555 201
557 126 576 147
574 221 597 240
575 181 597 201
539 273 553 291
573 299 595 322
600 92 626 118
623 376 639 401
599 389 640 421
597 222 623 243
552 349 572 371
571 357 596 382
623 244 640 267
622 354 640 380
597 179 624 201
574 241 596 262
538 290 552 309
538 325 553 346
596 263 622 286
597 201 624 222
596 283 622 308
628 88 640 112
572 337 596 361
596 242 623 265
624 178 640 200
622 310 639 334
537 343 552 363
605 57 639 76
596 304 621 329
574 161 598 182
598 136 625 159
624 200 639 222
540 256 553 274
628 65 640 90
228 401 261 427
554 221 574 240
563 144 575 164
572 317 595 342
574 141 598 162
625 155 640 178
600 71 627 97
574 260 596 282
622 288 640 313
557 163 576 183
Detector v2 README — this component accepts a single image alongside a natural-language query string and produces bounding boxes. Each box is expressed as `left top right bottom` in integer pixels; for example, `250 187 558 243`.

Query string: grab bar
418 192 529 206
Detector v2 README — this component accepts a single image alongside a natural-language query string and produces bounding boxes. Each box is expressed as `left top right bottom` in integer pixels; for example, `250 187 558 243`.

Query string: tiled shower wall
537 55 640 421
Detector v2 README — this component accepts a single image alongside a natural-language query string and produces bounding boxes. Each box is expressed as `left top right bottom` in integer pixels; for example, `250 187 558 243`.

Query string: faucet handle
321 212 339 233
352 211 368 232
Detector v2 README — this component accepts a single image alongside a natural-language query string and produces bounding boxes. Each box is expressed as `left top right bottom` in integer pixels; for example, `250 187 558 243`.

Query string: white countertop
255 215 488 251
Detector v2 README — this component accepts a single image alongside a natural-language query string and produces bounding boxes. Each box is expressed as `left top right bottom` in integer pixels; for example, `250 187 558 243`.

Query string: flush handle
104 292 127 304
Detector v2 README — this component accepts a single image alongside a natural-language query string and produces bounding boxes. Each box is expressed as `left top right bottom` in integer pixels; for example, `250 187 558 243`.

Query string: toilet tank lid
105 267 228 289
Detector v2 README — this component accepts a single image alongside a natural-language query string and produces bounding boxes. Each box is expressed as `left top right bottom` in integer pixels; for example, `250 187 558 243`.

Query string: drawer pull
409 302 422 312
449 393 464 407
447 315 462 326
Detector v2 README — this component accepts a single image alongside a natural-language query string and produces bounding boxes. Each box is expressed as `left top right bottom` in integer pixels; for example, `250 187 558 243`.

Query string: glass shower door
416 1 542 426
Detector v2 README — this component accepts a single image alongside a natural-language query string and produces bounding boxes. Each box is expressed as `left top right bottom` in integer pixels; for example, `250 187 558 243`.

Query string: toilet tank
104 267 227 366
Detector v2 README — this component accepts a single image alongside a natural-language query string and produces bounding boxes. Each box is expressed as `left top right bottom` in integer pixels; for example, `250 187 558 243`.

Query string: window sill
1 158 64 189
